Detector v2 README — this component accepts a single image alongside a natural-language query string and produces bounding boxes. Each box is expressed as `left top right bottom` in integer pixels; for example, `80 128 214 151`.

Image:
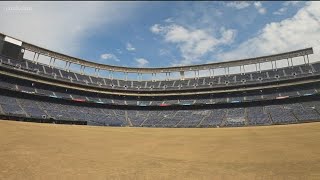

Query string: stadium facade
0 32 319 127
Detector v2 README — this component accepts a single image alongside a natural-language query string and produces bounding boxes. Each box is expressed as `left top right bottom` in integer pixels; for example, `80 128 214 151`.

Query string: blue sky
0 1 319 71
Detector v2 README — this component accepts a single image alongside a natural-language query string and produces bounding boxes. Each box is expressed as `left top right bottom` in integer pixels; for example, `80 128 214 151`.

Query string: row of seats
1 55 319 91
0 94 319 127
0 77 318 107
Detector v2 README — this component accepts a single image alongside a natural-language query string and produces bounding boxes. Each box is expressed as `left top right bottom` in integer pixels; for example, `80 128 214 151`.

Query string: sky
0 1 319 75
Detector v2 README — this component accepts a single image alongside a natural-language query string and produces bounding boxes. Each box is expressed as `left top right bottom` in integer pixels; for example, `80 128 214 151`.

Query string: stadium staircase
16 100 28 117
125 110 133 126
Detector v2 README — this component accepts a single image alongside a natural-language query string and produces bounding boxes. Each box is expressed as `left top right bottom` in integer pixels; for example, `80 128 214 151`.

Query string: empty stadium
0 31 320 179
0 32 319 127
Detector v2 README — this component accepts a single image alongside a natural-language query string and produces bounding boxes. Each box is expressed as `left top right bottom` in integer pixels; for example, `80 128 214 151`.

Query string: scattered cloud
159 49 170 56
274 1 305 16
151 23 236 65
126 42 136 51
135 58 149 67
225 1 266 15
273 7 287 15
254 2 266 15
225 2 251 9
100 53 120 61
164 17 174 23
217 2 320 63
283 1 301 7
0 1 139 56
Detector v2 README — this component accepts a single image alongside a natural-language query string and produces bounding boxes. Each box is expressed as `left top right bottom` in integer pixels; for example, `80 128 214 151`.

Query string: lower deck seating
0 93 319 127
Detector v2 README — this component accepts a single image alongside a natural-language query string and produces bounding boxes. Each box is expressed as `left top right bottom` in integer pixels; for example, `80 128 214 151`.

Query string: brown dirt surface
0 120 319 180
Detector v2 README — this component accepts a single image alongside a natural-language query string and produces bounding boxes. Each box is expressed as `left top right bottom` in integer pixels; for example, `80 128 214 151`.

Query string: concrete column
97 69 100 77
64 61 68 70
32 52 37 62
49 57 53 67
35 53 40 64
259 63 261 72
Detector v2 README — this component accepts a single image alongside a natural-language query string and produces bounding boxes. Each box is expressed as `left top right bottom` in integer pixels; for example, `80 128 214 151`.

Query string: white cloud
151 23 236 65
254 2 266 15
150 24 163 34
100 53 119 62
284 1 301 6
135 58 149 67
226 2 251 9
217 2 320 63
273 7 287 15
0 1 139 56
126 42 136 51
274 1 305 16
164 17 174 23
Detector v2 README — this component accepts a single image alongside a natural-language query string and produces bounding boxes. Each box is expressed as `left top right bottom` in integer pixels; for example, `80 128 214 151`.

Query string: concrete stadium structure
0 32 320 127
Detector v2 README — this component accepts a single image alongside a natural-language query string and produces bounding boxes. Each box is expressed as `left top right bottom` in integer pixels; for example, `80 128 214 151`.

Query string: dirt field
0 120 319 180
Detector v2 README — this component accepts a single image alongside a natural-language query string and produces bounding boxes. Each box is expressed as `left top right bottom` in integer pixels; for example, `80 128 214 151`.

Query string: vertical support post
32 52 37 62
97 69 100 77
243 65 246 74
49 57 53 67
287 58 290 67
64 61 68 70
307 54 310 64
303 56 306 65
82 66 86 74
35 53 40 63
290 58 293 67
180 71 185 80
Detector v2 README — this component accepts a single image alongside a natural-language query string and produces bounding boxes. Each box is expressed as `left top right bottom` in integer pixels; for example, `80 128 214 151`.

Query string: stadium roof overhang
0 32 313 74
1 65 319 97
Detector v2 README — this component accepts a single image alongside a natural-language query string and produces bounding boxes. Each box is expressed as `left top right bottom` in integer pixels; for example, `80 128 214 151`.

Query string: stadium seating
0 44 319 128
1 54 320 92
0 89 319 127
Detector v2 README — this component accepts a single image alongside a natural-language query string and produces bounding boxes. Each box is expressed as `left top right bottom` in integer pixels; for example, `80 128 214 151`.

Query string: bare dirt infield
0 120 319 180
